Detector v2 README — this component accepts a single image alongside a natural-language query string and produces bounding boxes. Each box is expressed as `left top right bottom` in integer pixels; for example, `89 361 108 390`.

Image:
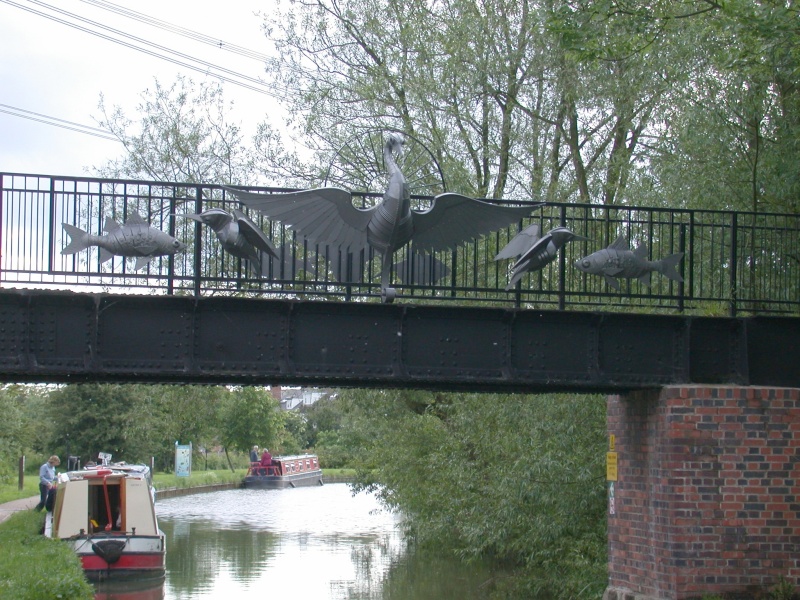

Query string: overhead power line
77 0 275 64
0 0 287 98
0 103 119 141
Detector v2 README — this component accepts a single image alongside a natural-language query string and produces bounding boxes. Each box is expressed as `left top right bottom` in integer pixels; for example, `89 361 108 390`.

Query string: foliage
96 76 253 185
340 389 608 598
0 511 94 600
219 386 285 454
0 385 54 485
0 475 39 505
45 384 227 469
251 0 800 212
771 576 799 600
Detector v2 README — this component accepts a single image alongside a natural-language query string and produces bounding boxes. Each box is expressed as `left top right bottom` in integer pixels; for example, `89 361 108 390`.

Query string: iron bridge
1 173 799 391
0 288 797 391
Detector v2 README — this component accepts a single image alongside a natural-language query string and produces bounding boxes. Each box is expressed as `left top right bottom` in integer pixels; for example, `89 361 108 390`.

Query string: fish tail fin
99 248 114 264
61 223 91 255
658 253 685 282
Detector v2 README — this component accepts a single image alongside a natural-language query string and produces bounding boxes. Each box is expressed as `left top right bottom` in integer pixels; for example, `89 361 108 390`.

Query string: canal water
95 483 495 600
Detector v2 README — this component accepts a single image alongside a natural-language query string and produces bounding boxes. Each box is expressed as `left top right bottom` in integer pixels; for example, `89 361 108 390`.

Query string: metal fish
496 225 588 290
62 212 187 270
574 235 683 290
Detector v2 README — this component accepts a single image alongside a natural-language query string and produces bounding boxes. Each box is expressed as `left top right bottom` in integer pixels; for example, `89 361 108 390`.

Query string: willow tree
555 0 800 213
261 0 560 200
96 76 253 185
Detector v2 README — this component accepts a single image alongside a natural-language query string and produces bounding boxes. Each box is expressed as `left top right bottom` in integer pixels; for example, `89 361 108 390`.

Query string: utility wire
77 0 275 64
0 103 119 141
0 0 286 98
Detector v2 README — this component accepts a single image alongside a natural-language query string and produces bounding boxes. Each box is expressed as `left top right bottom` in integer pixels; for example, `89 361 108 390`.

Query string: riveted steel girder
0 289 797 391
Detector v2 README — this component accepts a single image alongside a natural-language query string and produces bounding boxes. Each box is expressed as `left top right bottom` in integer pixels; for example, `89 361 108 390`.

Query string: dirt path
0 496 39 524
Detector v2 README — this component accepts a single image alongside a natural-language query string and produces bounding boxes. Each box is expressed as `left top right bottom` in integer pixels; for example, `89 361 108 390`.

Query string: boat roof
273 453 318 461
61 463 151 482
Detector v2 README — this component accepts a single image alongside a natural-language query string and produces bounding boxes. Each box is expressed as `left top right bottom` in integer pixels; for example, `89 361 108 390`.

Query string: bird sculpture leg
380 254 397 303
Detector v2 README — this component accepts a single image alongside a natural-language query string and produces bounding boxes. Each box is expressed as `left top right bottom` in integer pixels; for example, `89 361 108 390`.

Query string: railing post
18 455 24 491
48 177 56 273
167 186 176 295
558 205 567 310
193 185 203 297
678 223 686 312
729 212 738 317
0 173 4 282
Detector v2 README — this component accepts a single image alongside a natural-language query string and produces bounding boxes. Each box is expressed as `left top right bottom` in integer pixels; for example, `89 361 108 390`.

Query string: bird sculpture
496 225 588 290
574 235 684 290
62 212 186 270
179 207 278 276
224 134 539 302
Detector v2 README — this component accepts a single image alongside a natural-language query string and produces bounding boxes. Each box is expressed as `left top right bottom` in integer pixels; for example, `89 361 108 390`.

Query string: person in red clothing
260 448 272 475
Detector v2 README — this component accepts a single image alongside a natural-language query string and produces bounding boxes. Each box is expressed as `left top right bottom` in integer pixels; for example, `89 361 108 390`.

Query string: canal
96 483 495 600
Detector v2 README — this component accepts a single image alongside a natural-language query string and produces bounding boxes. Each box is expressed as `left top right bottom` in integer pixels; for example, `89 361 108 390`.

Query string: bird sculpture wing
224 187 374 253
232 208 279 259
494 223 541 260
412 193 541 252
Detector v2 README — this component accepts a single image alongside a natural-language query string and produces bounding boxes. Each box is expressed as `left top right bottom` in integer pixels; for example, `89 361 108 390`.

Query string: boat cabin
52 469 158 538
271 454 319 476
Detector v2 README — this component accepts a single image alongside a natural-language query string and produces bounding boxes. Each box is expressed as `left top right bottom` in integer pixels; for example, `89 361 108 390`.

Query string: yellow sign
606 452 618 481
609 434 615 452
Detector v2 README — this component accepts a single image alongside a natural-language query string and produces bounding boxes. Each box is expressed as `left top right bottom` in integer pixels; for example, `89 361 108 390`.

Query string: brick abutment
604 386 800 600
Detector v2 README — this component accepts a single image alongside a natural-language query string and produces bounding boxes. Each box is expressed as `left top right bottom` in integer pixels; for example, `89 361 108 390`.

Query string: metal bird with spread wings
496 225 588 290
179 207 278 277
225 133 540 302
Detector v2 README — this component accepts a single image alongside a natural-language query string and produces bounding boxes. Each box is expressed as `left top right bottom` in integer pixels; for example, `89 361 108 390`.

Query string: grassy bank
152 468 247 490
0 510 93 600
0 477 39 504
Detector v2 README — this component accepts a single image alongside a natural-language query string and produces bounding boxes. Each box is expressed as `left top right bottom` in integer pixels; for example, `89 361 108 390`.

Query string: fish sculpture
574 235 683 290
179 207 278 276
496 225 588 290
224 133 540 302
61 212 187 270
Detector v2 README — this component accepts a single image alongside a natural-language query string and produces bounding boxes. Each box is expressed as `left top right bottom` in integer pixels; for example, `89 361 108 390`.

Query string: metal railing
2 172 799 316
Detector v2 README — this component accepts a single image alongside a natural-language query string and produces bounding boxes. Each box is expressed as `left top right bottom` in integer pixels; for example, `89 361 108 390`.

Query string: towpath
0 496 38 524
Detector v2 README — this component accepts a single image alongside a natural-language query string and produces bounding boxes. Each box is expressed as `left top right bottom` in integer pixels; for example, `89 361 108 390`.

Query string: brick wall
605 386 800 600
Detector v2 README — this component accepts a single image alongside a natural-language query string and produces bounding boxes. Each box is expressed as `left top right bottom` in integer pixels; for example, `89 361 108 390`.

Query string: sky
0 0 287 177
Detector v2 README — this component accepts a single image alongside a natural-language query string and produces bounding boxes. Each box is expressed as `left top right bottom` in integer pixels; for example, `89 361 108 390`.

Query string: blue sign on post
175 442 192 478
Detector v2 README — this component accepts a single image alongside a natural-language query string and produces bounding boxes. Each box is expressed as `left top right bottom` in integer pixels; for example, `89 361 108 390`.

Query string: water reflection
93 579 165 600
157 485 403 599
98 484 495 600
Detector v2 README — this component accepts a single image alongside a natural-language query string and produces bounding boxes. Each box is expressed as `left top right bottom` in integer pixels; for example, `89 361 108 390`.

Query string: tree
43 384 227 470
219 387 285 465
96 76 253 185
47 384 142 463
0 386 27 483
339 388 608 598
261 0 560 199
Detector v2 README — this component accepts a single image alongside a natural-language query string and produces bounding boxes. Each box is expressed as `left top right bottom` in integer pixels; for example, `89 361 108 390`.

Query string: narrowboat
243 453 323 489
44 459 165 582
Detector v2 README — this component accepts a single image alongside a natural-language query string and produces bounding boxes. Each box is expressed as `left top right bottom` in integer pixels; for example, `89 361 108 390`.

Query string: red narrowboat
243 453 323 489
